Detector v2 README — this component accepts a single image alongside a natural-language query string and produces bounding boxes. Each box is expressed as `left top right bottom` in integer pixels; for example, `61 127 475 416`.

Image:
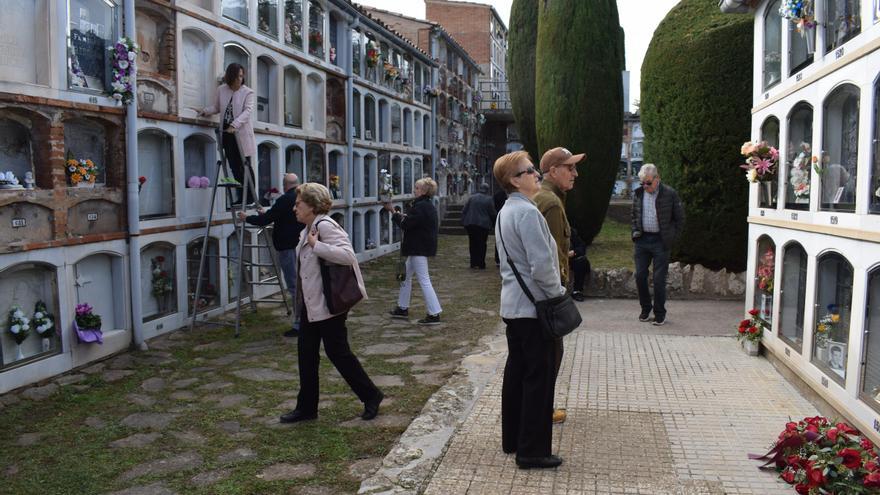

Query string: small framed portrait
828 341 848 375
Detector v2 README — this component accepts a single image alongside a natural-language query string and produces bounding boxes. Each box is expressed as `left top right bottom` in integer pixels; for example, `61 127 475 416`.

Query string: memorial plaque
11 218 26 228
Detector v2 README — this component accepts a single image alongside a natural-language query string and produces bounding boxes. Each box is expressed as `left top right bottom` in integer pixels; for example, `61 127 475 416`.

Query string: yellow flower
78 167 86 175
818 324 827 332
71 173 82 183
831 314 840 323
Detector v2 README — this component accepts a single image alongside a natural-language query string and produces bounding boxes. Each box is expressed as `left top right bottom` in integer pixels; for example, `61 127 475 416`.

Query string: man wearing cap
461 183 497 269
631 163 685 327
534 146 585 424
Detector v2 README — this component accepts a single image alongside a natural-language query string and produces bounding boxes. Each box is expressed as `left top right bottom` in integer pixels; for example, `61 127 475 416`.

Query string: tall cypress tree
507 0 539 162
641 0 753 271
535 0 624 245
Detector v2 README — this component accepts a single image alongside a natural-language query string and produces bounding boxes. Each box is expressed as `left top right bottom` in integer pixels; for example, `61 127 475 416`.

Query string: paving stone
230 368 296 382
207 353 246 366
297 485 338 495
168 431 207 446
121 412 178 430
216 447 257 464
84 416 108 429
196 381 233 391
102 370 136 382
339 414 411 428
4 464 19 476
232 431 256 440
171 378 199 389
108 354 136 370
81 363 106 375
21 383 58 401
371 375 404 387
188 367 215 373
257 463 316 481
192 342 225 352
239 407 259 417
170 391 196 401
140 378 166 393
55 373 87 386
411 363 456 372
348 457 382 479
214 394 249 408
126 394 156 407
361 343 412 356
16 433 44 446
318 400 335 410
217 421 242 434
110 433 161 449
71 385 90 392
104 482 178 495
412 372 447 386
117 452 203 482
190 468 231 487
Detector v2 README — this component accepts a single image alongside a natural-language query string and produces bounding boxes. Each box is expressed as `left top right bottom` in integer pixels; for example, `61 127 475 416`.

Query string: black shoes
653 315 667 326
362 391 384 420
283 327 299 337
571 291 585 302
418 314 441 326
638 311 652 322
389 306 409 319
279 409 317 423
515 455 563 470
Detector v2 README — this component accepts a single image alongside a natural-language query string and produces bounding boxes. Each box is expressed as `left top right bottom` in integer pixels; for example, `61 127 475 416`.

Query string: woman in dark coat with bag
280 183 383 424
383 177 442 325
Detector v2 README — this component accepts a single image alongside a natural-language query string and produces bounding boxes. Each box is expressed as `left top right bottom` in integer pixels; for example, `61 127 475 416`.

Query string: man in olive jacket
534 147 585 425
631 164 685 327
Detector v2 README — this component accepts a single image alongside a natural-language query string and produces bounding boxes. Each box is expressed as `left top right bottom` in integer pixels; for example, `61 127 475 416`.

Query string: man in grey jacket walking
461 183 497 269
631 164 685 326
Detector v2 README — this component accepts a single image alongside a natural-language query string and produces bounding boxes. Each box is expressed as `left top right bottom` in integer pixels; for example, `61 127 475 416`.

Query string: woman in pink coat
279 183 383 424
199 63 256 205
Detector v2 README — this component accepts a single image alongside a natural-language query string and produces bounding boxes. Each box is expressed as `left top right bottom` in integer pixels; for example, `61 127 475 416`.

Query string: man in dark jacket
384 178 442 325
239 173 305 336
461 183 497 269
631 164 685 326
493 187 508 266
569 226 590 301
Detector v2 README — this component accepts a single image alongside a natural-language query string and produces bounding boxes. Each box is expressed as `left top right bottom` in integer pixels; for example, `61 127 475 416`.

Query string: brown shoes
552 408 567 424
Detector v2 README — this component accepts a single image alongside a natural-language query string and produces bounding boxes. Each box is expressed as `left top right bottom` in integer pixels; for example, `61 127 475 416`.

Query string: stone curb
587 262 746 300
357 324 508 495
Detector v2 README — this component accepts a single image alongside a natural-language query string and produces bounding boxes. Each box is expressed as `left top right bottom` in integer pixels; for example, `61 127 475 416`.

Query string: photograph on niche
828 341 847 375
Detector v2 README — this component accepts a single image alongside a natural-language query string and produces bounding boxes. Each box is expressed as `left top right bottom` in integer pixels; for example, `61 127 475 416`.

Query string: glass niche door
754 236 776 327
779 243 808 351
811 253 854 384
860 268 880 413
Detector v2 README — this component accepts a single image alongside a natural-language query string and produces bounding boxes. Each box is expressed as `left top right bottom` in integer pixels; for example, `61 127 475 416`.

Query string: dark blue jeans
634 234 670 319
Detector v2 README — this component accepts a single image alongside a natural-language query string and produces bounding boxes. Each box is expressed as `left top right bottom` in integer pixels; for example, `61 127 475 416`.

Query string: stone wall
587 262 746 300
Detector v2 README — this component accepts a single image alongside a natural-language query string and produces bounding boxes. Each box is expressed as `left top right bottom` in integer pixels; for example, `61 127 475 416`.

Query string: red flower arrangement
737 309 763 343
750 416 880 494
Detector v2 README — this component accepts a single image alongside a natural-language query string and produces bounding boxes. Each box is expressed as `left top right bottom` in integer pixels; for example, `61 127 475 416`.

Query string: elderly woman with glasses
493 151 566 470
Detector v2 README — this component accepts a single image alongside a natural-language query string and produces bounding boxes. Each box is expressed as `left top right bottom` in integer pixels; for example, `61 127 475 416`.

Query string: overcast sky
355 0 682 109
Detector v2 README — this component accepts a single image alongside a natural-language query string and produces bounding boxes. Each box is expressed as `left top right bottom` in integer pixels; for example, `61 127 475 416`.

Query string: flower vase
75 182 95 189
759 181 776 208
804 26 815 54
743 339 760 356
760 293 773 321
15 344 24 360
41 338 52 352
816 344 828 363
73 320 103 344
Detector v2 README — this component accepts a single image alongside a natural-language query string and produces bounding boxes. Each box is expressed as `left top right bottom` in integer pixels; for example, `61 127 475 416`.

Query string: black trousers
295 309 380 414
222 132 255 205
501 318 555 457
465 225 491 268
570 256 591 293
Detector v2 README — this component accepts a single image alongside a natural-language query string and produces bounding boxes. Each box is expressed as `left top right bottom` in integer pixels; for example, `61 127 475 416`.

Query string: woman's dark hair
223 63 246 86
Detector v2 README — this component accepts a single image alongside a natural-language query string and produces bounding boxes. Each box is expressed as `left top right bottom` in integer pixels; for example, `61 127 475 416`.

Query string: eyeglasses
641 177 656 186
514 166 537 177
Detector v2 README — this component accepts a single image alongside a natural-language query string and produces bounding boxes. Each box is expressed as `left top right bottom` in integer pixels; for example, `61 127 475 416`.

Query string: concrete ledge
587 263 746 300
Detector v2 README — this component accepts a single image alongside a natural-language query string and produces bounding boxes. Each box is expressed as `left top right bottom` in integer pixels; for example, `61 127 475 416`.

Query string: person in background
280 183 383 424
569 226 590 302
534 147 585 425
461 183 497 269
238 173 304 336
493 187 508 266
385 178 443 325
494 151 566 470
198 63 256 206
631 163 685 326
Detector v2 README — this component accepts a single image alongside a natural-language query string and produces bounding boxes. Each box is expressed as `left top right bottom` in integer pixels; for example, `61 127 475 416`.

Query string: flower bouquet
750 416 880 494
74 303 102 344
366 41 380 68
379 168 393 201
67 155 99 186
32 301 55 351
108 37 138 104
815 305 842 357
737 309 763 355
8 305 30 359
383 61 399 82
151 256 173 303
308 30 323 56
789 143 812 201
741 140 779 183
423 85 440 98
779 0 816 34
329 174 340 198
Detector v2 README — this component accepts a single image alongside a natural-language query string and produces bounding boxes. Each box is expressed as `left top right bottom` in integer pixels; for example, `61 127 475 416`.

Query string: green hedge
535 0 624 245
640 0 753 271
507 0 539 162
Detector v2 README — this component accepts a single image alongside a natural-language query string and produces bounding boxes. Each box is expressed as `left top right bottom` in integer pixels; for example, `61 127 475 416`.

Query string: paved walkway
421 299 819 495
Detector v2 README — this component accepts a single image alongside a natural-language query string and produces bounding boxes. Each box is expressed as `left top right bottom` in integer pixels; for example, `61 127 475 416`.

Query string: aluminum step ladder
187 129 291 337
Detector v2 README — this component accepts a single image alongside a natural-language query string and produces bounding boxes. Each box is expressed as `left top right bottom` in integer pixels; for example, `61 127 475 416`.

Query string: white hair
638 163 659 182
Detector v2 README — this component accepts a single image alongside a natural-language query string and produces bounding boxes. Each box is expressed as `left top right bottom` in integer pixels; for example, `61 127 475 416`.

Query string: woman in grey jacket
493 151 566 470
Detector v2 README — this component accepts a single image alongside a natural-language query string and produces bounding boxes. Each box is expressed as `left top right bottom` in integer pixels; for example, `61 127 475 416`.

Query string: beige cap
539 147 586 173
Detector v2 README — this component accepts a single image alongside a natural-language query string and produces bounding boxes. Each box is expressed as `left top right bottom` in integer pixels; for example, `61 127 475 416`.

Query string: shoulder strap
497 215 536 304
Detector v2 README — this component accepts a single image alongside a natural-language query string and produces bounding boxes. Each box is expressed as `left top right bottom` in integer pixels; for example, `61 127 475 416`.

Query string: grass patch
589 218 633 270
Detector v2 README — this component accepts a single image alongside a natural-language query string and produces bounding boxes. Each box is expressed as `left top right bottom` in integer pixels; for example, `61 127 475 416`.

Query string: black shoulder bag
497 216 582 340
314 219 364 314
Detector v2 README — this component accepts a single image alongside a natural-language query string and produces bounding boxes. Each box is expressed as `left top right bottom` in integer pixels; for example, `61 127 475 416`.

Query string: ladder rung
242 244 271 248
249 281 282 286
241 262 278 268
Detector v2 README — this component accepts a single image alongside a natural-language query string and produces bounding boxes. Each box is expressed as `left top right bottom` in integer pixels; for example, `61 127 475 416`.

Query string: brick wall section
365 12 433 55
425 1 491 65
